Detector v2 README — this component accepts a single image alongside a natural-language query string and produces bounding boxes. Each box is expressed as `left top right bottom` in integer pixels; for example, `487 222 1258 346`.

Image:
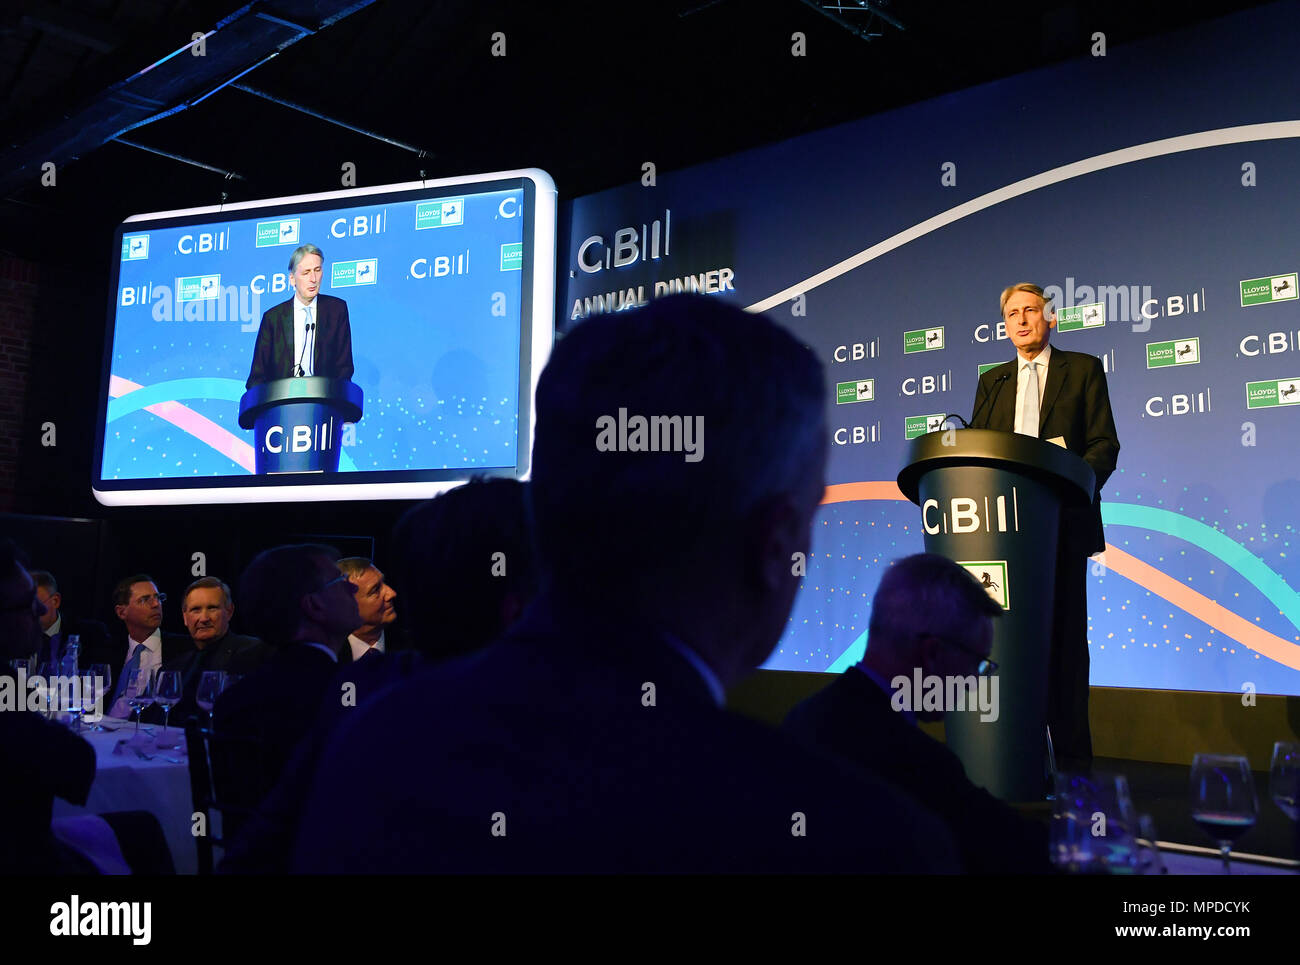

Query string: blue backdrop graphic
557 3 1300 695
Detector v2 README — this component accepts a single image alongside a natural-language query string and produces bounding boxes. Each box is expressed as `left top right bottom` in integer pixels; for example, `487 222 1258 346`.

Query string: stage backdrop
557 2 1300 696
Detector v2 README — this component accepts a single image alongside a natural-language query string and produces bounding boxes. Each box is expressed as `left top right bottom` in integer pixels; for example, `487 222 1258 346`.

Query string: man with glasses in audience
783 553 1052 873
106 574 192 719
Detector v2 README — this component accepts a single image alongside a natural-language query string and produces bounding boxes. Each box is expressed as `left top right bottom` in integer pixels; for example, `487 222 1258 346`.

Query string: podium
238 377 364 475
897 428 1094 801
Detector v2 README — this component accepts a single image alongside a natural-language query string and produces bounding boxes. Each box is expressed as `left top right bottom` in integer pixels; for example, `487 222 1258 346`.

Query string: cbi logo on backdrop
958 561 1010 610
832 338 881 363
576 209 670 274
176 274 222 303
1239 330 1300 357
832 423 881 445
416 199 464 230
1143 387 1211 418
904 414 946 439
255 219 300 248
332 259 378 288
176 229 230 255
904 327 944 354
121 234 149 261
901 370 953 396
1245 378 1300 409
1239 273 1297 307
331 213 386 238
1146 337 1199 368
836 379 875 404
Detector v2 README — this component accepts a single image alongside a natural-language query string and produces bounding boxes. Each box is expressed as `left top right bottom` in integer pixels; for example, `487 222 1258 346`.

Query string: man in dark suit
211 544 362 838
970 283 1121 769
28 569 111 669
104 574 192 719
292 294 961 873
159 576 267 725
784 553 1053 873
245 243 354 388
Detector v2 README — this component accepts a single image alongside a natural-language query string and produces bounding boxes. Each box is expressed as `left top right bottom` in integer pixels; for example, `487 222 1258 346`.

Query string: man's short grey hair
530 294 826 587
182 575 232 609
288 243 323 274
868 554 1003 653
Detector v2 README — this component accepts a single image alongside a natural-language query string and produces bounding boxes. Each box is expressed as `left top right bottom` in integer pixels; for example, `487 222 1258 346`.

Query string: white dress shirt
1014 342 1052 437
348 630 386 662
292 294 319 377
108 628 163 718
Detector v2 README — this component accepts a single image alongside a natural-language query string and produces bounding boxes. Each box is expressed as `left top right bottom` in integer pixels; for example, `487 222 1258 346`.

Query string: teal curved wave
822 501 1300 674
107 377 358 472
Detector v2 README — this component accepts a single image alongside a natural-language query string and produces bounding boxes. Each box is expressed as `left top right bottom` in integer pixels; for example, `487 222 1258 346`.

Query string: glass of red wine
1190 753 1258 873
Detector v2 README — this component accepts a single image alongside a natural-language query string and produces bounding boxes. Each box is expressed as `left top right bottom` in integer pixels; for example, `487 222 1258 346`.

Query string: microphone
294 321 316 378
970 372 1011 429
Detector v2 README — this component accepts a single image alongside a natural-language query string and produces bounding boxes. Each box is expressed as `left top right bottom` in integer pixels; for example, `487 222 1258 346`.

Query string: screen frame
93 167 556 506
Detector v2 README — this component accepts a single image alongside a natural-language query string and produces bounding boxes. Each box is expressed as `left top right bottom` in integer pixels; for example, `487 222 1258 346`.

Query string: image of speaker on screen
246 243 355 389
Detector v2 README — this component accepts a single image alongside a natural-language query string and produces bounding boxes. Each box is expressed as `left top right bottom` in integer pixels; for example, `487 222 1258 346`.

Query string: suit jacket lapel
1038 350 1069 433
991 363 1017 431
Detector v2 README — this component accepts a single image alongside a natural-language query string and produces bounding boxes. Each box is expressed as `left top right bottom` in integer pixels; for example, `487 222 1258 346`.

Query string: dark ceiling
0 0 1275 265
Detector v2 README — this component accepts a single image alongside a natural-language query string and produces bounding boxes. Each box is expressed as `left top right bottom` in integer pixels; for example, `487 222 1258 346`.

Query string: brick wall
0 254 38 510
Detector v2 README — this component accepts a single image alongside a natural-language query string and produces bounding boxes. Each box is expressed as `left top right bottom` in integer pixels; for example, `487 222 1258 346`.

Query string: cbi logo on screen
408 251 469 280
262 420 338 455
121 234 149 261
176 229 230 255
331 213 387 238
255 219 300 248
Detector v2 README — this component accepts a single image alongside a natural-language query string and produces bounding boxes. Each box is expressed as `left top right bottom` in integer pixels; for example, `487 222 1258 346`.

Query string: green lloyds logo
904 327 944 354
1239 273 1297 306
122 235 149 261
416 199 464 230
332 259 378 287
836 380 875 404
1056 302 1105 332
1246 378 1300 408
256 219 300 247
175 274 221 302
500 243 523 271
958 560 1009 609
904 413 946 439
1146 338 1200 368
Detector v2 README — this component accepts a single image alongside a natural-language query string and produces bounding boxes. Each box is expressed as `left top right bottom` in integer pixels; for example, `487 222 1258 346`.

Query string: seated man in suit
970 283 1120 769
245 243 354 388
783 553 1053 874
105 574 192 719
211 544 362 838
336 557 398 661
219 477 540 873
292 294 961 873
159 576 267 725
28 569 111 669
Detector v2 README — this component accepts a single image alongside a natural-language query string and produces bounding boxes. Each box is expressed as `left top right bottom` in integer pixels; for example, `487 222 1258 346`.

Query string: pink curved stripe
109 375 254 473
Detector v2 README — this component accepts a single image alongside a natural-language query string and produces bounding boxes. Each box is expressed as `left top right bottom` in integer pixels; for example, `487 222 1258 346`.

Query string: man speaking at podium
970 282 1120 770
246 243 354 389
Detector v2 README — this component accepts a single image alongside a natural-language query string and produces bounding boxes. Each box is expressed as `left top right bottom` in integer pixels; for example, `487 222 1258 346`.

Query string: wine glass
86 664 111 730
125 668 155 738
1271 742 1299 821
154 670 182 748
1050 771 1138 873
1190 753 1258 873
196 671 225 721
38 661 59 719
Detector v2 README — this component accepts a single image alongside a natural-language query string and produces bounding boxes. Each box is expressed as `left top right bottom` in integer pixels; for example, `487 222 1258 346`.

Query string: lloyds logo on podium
922 488 1020 536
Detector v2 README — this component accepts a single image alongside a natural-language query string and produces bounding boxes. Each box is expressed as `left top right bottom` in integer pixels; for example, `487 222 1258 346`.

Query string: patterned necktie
1019 360 1040 436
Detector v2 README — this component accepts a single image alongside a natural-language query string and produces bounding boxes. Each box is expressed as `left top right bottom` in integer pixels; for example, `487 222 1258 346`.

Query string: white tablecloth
51 723 198 874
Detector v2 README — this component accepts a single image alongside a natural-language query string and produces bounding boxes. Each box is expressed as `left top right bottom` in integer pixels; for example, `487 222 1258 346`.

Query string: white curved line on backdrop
745 121 1300 313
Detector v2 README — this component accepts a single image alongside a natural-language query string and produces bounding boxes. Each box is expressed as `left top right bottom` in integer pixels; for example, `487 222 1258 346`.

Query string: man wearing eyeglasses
783 553 1052 874
105 574 193 719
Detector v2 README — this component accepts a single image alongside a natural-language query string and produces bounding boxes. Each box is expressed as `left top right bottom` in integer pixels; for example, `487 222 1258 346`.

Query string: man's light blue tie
1019 360 1040 437
112 642 144 704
